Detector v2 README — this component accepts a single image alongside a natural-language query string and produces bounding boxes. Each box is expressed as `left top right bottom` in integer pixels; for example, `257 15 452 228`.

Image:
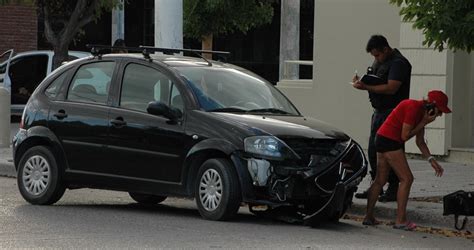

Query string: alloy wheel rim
199 169 223 211
22 155 51 196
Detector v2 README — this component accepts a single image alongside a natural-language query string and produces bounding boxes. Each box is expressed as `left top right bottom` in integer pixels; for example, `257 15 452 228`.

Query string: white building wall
278 0 457 156
399 21 453 155
278 0 401 150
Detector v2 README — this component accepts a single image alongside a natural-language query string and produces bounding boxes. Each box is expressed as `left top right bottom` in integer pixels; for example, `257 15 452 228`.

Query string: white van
0 50 90 116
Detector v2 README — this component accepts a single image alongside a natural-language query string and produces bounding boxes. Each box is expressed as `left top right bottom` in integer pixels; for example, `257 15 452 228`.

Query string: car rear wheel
17 145 65 205
195 158 241 221
129 192 167 205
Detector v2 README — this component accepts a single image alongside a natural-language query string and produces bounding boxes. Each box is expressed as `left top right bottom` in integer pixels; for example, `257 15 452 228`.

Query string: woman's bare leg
365 152 390 222
384 149 414 224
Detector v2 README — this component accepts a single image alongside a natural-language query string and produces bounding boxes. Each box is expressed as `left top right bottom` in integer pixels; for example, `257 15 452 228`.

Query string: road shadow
13 201 360 231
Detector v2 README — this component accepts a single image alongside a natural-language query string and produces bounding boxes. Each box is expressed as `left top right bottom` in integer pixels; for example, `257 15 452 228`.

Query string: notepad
359 74 385 85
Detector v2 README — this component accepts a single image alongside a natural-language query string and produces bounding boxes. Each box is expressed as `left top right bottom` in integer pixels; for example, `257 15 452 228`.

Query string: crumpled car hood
212 113 350 141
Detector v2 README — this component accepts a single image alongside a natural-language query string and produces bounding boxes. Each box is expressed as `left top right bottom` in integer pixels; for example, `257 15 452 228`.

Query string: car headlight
244 136 298 160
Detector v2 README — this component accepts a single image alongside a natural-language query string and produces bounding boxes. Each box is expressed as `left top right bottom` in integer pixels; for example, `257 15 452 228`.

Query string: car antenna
139 46 231 66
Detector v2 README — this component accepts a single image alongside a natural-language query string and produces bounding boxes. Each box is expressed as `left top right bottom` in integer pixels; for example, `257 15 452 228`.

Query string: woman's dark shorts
375 134 405 153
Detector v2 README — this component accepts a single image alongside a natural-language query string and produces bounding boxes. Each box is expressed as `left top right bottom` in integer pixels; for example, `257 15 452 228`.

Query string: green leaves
390 0 474 52
184 0 274 40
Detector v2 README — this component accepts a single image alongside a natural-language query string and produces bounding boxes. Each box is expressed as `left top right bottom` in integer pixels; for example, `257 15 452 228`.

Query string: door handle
110 118 127 127
53 110 67 119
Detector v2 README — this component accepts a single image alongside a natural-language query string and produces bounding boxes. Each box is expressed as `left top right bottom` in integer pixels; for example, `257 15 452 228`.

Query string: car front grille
281 137 348 166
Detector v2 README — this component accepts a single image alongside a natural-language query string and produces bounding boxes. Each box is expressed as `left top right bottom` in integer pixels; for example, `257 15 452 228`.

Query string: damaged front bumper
232 140 368 225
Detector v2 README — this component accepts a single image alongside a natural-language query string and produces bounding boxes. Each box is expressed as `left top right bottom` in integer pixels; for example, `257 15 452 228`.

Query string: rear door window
67 62 115 105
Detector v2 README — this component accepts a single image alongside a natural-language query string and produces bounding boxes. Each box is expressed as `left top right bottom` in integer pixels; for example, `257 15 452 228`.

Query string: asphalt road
0 177 472 248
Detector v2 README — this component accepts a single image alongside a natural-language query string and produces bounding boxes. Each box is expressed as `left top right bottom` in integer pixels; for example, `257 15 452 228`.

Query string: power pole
155 0 183 49
111 0 125 44
279 0 300 80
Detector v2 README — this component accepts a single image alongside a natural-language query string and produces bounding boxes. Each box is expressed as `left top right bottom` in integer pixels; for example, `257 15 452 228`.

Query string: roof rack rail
139 46 230 66
85 44 231 65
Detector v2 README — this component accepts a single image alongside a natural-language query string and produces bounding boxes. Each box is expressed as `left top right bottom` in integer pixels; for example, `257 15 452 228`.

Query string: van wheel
129 192 167 205
17 146 65 205
195 158 241 221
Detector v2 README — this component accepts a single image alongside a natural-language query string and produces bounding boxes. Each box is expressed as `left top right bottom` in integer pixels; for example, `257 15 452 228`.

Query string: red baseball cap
428 90 451 113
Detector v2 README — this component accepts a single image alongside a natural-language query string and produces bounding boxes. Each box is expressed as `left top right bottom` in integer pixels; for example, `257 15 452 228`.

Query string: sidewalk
349 159 474 231
1 145 473 230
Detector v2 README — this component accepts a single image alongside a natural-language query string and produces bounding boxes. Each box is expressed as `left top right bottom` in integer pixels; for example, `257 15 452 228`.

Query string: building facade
277 0 474 163
0 4 37 53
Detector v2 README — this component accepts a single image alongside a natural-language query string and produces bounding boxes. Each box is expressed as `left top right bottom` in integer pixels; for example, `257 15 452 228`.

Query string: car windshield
175 66 300 115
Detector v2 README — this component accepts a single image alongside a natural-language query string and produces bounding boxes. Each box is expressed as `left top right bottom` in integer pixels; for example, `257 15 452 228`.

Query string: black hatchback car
13 46 367 225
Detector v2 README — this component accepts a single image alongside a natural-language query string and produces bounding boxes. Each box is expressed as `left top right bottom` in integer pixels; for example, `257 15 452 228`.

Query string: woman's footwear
393 221 417 231
362 218 380 226
355 189 369 199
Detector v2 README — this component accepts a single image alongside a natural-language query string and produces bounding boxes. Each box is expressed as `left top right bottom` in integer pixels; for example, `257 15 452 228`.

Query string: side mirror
147 101 182 121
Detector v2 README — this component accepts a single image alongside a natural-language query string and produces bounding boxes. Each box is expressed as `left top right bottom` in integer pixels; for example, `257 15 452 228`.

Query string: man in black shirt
352 35 412 202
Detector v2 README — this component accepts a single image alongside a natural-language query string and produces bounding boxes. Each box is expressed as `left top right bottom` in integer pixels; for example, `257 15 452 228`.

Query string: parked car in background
0 50 90 116
13 46 367 226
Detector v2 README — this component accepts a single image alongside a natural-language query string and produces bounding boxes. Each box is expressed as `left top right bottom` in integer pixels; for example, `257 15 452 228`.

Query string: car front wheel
17 145 65 205
195 158 241 221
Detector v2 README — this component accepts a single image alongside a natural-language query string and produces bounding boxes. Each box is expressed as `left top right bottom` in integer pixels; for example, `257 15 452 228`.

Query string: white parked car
0 50 90 116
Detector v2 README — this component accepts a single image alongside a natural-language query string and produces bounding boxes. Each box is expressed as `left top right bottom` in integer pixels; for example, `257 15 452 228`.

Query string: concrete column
0 87 10 148
155 0 183 49
111 0 125 44
279 0 300 80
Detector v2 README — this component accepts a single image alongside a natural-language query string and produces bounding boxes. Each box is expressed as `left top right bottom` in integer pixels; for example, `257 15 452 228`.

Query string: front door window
120 63 183 113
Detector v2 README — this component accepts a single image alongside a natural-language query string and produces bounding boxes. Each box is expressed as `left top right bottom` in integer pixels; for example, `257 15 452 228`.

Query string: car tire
17 145 65 205
129 192 167 205
195 158 241 221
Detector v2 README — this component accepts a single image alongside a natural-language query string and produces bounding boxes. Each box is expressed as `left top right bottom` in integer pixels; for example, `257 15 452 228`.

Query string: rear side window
45 72 68 99
67 62 115 104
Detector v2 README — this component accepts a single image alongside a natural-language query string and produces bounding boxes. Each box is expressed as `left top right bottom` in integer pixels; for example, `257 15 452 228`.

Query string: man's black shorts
375 134 404 153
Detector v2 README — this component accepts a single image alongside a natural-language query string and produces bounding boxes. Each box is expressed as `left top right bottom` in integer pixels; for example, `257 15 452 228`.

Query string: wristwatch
427 156 435 162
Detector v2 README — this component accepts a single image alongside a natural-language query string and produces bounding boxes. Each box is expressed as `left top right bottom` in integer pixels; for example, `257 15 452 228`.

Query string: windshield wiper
208 107 247 113
247 108 290 114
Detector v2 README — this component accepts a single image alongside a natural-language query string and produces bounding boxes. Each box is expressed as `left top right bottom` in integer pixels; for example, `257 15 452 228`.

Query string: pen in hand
351 70 359 84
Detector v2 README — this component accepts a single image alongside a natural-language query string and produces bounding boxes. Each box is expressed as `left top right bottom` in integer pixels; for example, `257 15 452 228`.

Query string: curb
347 199 471 231
0 160 15 178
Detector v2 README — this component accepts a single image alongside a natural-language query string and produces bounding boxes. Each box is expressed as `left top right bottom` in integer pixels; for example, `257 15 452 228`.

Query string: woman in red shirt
363 90 451 230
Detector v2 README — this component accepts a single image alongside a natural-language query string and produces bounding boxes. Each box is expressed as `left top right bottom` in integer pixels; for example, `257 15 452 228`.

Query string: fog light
247 158 271 186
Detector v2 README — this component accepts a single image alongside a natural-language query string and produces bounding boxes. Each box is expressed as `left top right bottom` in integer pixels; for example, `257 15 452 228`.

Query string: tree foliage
390 0 474 53
184 0 275 40
1 0 120 68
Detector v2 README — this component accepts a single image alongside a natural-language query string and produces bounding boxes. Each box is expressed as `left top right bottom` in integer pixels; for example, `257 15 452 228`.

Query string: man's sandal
362 219 380 226
393 221 417 231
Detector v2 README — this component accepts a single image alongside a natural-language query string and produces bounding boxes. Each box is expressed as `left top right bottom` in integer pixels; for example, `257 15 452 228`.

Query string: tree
1 0 120 68
390 0 474 52
184 0 274 57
